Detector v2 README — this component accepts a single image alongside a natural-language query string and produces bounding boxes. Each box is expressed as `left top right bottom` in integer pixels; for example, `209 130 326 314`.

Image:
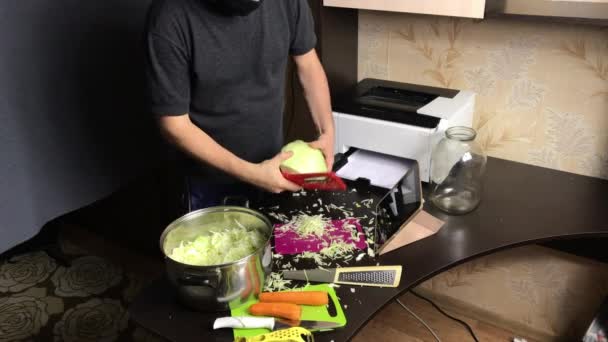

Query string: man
144 0 334 211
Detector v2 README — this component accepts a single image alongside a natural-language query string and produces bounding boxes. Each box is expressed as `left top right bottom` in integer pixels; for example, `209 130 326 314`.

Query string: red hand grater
281 171 347 191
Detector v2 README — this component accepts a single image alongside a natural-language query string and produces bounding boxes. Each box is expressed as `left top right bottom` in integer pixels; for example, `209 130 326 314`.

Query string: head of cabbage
280 140 328 174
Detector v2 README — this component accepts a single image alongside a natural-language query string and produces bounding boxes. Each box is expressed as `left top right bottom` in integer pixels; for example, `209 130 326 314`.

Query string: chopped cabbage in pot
169 226 267 266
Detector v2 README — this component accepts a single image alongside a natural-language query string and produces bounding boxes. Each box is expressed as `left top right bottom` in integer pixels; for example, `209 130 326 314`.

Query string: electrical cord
396 299 441 342
410 289 480 342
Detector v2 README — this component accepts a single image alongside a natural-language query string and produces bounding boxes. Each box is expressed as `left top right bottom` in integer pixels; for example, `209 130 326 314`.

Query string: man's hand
246 152 301 194
309 133 334 171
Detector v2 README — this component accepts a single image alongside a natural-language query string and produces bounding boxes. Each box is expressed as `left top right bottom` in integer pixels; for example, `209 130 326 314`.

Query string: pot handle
216 284 247 303
178 269 221 289
222 196 250 208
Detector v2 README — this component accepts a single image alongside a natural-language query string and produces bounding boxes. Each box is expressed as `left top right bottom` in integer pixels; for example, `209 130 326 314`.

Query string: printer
332 78 475 183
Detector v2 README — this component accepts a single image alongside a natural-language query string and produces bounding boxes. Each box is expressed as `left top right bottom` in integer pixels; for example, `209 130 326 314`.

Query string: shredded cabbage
264 272 294 292
367 248 376 258
291 214 329 237
294 251 327 266
169 226 266 266
320 241 356 259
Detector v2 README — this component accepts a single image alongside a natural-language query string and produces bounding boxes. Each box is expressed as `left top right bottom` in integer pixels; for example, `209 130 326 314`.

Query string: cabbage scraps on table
169 226 266 266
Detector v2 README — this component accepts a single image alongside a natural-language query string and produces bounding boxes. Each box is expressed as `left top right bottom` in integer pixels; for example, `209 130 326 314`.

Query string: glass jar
429 126 487 215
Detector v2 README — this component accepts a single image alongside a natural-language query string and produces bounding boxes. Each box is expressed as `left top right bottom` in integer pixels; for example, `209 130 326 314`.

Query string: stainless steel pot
159 205 272 312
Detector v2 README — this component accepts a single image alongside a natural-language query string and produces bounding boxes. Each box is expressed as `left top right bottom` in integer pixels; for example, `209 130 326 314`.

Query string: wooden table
129 157 608 341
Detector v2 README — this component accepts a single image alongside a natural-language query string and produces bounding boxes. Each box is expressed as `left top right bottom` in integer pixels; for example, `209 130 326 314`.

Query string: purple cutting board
274 218 367 255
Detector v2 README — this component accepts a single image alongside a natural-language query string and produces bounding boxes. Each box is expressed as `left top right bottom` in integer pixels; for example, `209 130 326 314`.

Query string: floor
354 293 534 342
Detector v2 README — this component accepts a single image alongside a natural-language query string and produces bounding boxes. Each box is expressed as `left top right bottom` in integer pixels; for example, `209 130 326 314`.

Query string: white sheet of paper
336 150 411 189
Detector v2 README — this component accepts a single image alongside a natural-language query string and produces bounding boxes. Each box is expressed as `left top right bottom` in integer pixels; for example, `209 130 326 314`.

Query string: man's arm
159 115 300 193
293 49 335 169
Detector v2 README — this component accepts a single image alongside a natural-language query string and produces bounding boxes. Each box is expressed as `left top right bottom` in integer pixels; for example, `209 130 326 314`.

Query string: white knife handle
213 317 275 330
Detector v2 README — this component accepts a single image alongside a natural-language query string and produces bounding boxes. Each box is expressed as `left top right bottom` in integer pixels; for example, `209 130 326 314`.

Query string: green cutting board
230 284 347 338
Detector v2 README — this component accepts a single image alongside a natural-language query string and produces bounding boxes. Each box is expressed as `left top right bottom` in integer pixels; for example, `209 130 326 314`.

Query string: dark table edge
128 232 608 342
343 231 608 341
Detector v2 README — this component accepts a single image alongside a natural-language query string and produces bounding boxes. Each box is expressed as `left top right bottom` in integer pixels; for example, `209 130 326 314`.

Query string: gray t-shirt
144 0 316 182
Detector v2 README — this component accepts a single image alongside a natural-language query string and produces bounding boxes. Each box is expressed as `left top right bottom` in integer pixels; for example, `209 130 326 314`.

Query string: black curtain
0 0 161 252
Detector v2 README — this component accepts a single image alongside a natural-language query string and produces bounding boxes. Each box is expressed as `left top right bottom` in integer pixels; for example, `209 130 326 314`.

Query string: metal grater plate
337 271 396 285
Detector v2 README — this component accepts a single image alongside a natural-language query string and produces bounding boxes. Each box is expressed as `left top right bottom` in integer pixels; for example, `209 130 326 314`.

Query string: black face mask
204 0 263 16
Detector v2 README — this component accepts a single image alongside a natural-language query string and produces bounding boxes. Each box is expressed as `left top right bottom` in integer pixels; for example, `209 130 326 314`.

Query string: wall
417 245 608 340
359 11 608 180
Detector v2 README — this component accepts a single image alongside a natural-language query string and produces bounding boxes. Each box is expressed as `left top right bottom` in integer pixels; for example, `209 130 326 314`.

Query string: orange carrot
249 302 301 321
259 291 328 306
240 267 252 300
250 259 260 295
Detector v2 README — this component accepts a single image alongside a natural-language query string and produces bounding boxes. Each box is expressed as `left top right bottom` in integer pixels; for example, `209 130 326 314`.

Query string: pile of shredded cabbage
294 214 330 237
169 226 266 266
281 214 330 237
320 241 356 259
